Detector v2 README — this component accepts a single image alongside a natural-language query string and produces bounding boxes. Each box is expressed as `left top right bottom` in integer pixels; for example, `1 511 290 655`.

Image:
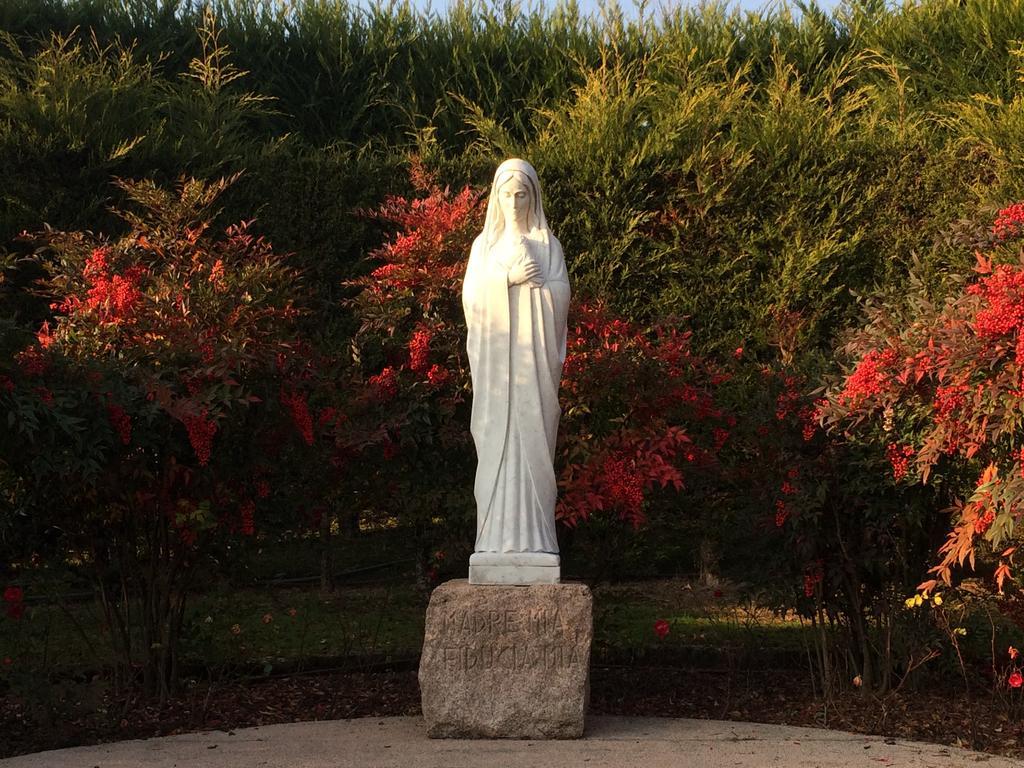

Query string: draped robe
462 230 571 554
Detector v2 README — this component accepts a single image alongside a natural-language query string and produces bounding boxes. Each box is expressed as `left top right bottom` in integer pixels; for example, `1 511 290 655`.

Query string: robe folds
462 230 571 554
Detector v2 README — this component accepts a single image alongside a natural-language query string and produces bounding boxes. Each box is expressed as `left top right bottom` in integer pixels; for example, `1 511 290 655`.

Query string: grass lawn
593 583 810 661
1 575 815 677
1 581 427 673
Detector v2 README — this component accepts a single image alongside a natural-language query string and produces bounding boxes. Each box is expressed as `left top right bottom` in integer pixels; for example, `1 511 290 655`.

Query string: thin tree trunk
698 537 720 587
320 506 334 594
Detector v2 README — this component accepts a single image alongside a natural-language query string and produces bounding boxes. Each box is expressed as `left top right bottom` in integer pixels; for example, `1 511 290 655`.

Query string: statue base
468 551 560 585
418 579 592 738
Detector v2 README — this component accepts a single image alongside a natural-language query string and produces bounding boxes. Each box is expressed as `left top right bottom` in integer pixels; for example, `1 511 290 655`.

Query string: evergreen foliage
0 0 1022 351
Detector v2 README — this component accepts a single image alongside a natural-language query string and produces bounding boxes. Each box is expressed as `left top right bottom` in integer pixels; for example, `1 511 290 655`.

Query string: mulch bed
3 666 1023 761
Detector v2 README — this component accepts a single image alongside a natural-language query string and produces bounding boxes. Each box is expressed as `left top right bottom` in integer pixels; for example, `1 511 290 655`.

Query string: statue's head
495 171 534 229
485 158 547 246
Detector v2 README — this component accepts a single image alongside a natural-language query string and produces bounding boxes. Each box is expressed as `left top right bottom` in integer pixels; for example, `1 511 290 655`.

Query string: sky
379 0 856 21
560 0 844 15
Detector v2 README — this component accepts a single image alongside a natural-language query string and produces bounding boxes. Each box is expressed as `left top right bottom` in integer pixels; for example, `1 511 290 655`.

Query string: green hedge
2 0 1023 351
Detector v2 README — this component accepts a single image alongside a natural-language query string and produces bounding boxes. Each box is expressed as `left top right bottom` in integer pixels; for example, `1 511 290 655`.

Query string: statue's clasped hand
506 238 544 287
507 259 542 286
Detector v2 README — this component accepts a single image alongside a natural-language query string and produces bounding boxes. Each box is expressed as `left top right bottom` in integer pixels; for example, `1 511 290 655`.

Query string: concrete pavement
1 715 1016 767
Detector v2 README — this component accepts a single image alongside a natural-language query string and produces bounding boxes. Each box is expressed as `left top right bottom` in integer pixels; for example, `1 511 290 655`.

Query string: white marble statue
462 158 571 585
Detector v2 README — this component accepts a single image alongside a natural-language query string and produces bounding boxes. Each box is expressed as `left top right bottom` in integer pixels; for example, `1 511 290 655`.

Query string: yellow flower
953 627 967 636
914 594 923 607
933 595 943 606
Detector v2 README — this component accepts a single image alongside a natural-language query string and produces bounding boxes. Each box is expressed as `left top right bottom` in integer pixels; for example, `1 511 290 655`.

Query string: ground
3 574 1023 761
3 665 1024 761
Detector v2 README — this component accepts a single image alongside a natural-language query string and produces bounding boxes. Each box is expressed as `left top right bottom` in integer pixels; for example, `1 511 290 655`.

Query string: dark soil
3 665 1024 761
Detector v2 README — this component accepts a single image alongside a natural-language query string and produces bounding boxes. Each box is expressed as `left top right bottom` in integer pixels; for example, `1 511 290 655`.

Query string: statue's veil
482 158 550 257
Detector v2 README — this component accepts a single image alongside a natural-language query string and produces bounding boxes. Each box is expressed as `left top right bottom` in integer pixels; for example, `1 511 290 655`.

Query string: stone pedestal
468 551 560 585
418 579 592 739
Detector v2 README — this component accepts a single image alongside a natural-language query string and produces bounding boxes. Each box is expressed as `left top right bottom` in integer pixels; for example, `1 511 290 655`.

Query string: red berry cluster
280 386 314 446
369 366 399 401
838 348 899 408
426 363 450 387
885 443 915 481
408 326 433 373
975 506 995 535
932 384 968 419
107 402 132 445
601 455 645 520
774 499 788 527
992 202 1024 240
968 264 1024 338
803 559 824 597
3 586 24 620
239 498 255 536
14 346 48 377
181 407 218 466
